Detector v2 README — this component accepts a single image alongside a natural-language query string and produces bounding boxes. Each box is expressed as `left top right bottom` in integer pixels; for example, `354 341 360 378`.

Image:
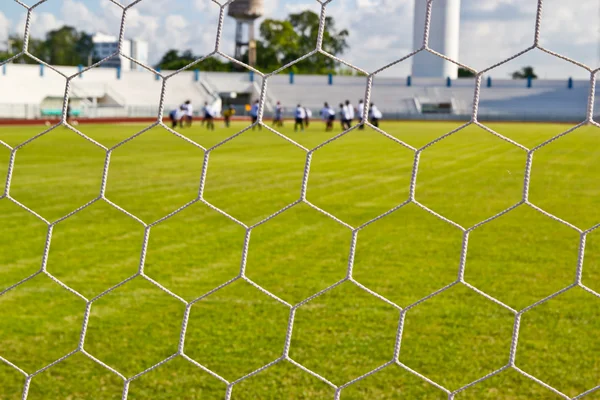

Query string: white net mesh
1 0 599 399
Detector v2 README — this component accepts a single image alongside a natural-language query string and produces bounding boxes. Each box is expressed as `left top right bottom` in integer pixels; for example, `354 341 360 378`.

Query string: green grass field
1 120 600 399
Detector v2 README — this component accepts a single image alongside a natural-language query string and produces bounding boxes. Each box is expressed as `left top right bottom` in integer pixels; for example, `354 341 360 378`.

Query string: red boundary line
0 117 585 126
0 117 254 126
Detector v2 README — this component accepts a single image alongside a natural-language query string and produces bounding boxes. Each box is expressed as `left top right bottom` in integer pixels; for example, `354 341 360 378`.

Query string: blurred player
340 103 350 130
357 99 365 130
250 100 261 130
169 106 185 129
182 100 193 127
273 101 284 127
345 100 355 127
369 103 383 128
320 102 335 132
203 102 215 131
223 104 235 128
201 102 210 126
304 107 312 128
295 104 306 132
66 102 73 125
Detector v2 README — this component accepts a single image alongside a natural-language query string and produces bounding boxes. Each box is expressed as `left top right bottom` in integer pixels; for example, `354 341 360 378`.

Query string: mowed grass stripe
0 121 599 399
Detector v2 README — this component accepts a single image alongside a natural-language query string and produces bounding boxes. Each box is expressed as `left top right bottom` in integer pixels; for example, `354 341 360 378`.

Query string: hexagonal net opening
1 0 599 399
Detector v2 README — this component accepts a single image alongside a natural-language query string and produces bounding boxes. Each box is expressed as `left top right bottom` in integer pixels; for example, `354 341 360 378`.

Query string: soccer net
1 0 599 399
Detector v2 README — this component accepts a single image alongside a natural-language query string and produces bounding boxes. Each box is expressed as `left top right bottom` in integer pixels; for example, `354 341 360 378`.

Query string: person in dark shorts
250 100 261 130
369 103 382 128
320 102 335 132
339 103 350 130
345 100 354 128
223 105 235 128
273 101 284 127
201 102 209 127
203 103 215 131
66 102 72 124
357 99 365 130
182 100 193 127
294 104 306 132
169 106 184 129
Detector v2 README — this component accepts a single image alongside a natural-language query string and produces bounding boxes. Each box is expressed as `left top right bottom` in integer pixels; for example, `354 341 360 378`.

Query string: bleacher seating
0 63 594 122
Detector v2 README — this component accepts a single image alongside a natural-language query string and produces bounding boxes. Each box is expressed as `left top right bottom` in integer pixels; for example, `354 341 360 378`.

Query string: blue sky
0 0 598 78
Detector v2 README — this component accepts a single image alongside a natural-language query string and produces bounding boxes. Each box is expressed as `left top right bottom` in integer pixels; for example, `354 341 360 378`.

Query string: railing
0 104 40 119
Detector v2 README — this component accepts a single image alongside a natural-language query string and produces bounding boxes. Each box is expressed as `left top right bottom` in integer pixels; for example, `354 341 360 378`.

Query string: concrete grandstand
0 63 596 122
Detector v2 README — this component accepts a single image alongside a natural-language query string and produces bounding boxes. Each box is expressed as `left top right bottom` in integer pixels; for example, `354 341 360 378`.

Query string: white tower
412 0 461 79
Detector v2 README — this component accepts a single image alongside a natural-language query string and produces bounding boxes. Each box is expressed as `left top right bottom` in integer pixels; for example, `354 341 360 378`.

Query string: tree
253 10 349 74
2 10 350 74
156 49 190 70
200 56 232 72
289 11 349 56
75 31 94 65
511 66 537 79
0 35 45 64
43 26 94 65
1 27 94 65
256 19 300 70
458 67 475 78
338 67 358 76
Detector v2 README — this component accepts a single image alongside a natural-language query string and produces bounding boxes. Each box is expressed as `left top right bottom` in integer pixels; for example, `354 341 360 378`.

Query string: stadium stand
0 64 595 122
0 64 218 120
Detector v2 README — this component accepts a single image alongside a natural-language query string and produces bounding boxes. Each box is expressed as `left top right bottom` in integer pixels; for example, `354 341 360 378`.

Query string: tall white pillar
412 0 461 79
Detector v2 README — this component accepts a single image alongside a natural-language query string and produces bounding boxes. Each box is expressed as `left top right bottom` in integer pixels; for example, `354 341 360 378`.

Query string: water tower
228 0 264 67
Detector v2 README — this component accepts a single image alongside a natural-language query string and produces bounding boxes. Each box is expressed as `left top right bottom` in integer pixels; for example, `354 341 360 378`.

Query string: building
92 33 148 72
130 40 149 69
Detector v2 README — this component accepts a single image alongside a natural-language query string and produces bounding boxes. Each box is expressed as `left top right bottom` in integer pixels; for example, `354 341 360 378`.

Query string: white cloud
194 0 210 12
58 0 207 65
356 0 379 8
60 0 120 35
459 16 534 70
283 2 316 15
469 0 519 12
323 0 414 72
34 13 63 37
263 0 280 15
135 0 171 13
458 0 598 76
15 11 63 38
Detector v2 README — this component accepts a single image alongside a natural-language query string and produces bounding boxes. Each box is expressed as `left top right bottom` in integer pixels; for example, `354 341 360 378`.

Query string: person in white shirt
340 103 351 130
295 104 306 132
169 106 185 129
345 100 355 127
182 100 193 127
357 99 365 130
320 102 335 132
179 102 187 128
203 102 215 131
369 103 383 128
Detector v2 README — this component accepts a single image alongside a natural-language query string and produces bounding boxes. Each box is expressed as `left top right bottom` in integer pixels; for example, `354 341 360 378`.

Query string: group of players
274 99 383 132
169 98 383 132
169 100 218 130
